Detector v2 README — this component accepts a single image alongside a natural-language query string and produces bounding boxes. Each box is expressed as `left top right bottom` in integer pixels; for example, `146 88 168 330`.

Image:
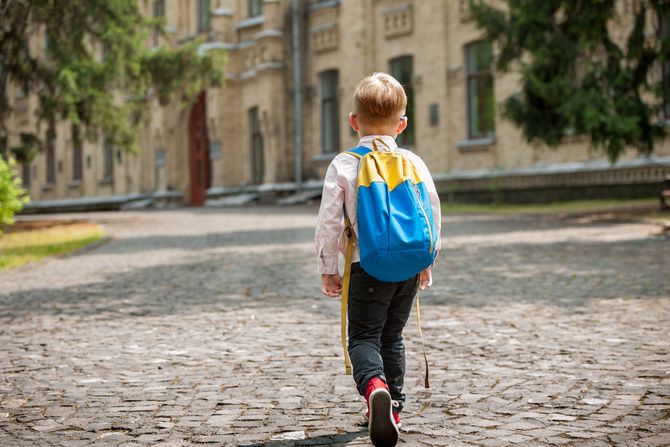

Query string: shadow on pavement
236 427 368 447
98 227 315 255
1 229 668 320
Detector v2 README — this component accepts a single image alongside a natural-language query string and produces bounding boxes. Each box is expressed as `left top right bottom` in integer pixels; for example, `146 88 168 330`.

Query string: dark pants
347 262 419 412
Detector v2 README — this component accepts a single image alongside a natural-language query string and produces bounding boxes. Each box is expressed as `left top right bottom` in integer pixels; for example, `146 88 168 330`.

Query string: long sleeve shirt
315 135 442 275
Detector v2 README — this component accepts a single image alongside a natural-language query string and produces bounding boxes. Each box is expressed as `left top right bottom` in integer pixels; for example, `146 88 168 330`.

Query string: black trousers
347 262 419 412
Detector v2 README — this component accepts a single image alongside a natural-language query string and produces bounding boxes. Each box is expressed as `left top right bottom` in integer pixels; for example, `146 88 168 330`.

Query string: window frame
152 0 166 47
249 107 264 184
197 0 212 33
389 55 415 147
0 136 6 161
22 162 31 188
102 138 114 181
249 0 263 18
71 125 83 182
465 40 495 140
45 131 56 185
319 69 341 153
661 7 670 120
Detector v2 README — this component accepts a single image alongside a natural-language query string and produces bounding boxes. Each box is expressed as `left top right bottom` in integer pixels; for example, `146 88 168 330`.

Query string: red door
189 91 211 206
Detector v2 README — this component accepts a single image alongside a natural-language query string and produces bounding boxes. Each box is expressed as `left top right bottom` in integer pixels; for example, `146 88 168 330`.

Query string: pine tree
470 0 670 162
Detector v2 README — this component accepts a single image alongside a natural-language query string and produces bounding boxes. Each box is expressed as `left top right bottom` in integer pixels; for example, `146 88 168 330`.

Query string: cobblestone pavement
1 207 669 447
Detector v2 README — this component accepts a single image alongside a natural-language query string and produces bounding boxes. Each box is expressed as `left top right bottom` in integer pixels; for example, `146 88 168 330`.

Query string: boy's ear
395 116 408 135
348 113 360 132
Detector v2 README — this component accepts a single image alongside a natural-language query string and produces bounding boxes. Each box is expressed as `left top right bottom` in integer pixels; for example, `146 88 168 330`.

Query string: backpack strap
345 146 373 158
371 137 392 152
340 214 356 375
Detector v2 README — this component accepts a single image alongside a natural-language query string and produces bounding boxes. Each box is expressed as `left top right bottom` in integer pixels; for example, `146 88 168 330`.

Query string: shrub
0 158 29 235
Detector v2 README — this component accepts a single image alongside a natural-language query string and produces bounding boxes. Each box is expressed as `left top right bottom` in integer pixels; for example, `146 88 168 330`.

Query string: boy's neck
358 131 397 139
359 133 396 139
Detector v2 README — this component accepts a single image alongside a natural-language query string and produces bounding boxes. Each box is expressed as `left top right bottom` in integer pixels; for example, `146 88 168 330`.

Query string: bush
0 157 29 235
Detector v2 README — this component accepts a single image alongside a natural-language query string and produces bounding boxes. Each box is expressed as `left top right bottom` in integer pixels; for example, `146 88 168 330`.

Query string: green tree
470 0 670 162
0 157 28 235
0 0 225 159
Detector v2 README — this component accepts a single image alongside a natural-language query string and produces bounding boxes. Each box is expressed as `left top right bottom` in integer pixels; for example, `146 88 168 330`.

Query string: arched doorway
188 91 211 206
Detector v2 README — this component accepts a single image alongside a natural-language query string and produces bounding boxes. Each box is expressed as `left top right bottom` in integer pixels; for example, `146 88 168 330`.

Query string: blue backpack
344 139 437 282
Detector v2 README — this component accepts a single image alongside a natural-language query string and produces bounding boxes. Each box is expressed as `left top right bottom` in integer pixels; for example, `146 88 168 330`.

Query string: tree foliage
0 0 225 159
470 0 670 161
0 157 28 235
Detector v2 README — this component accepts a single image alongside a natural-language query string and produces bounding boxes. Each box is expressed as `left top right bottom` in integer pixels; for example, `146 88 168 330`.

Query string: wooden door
189 91 211 206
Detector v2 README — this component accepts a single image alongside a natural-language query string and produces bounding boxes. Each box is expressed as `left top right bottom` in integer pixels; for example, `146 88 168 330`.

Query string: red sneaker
393 409 402 428
365 402 402 429
365 378 399 447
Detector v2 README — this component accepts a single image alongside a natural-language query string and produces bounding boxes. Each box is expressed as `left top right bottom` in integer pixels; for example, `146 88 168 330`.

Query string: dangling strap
340 214 355 375
416 292 430 388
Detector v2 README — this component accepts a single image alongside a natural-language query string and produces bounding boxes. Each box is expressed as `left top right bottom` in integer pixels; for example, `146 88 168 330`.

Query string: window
466 41 495 139
46 131 55 184
72 125 83 181
249 107 264 184
152 0 165 47
197 0 211 33
0 55 4 104
0 136 6 160
661 7 670 120
249 0 263 18
44 31 53 56
389 55 415 147
103 138 114 180
320 70 340 153
22 162 31 187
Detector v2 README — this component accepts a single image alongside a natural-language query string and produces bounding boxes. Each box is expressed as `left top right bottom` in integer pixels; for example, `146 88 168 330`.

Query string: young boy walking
315 72 442 446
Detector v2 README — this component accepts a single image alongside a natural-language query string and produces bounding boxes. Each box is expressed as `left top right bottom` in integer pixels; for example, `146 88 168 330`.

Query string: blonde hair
353 72 407 126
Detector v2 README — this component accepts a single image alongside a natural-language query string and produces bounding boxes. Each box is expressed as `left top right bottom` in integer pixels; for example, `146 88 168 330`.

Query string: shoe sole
368 388 399 447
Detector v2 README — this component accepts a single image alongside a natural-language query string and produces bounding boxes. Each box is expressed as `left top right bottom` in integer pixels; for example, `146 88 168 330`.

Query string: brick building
4 0 670 210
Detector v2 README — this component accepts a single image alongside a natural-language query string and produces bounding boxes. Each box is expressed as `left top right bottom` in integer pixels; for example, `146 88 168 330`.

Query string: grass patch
0 222 106 269
442 198 661 215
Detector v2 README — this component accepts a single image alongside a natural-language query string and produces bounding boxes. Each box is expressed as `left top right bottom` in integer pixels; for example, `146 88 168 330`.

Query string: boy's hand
419 268 433 291
321 274 343 298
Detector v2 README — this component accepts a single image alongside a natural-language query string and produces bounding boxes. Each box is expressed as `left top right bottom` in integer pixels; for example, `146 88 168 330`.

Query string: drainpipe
292 0 303 192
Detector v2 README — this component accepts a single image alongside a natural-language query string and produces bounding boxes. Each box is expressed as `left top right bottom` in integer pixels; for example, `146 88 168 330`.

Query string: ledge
21 193 152 213
239 62 285 79
255 29 283 39
310 0 340 12
198 41 237 55
382 4 411 15
213 7 234 16
433 155 670 182
152 190 184 199
176 32 199 44
456 136 496 151
236 16 265 30
68 180 82 189
310 23 336 33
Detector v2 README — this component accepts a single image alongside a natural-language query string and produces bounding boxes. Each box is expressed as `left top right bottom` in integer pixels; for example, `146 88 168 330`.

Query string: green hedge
0 158 29 235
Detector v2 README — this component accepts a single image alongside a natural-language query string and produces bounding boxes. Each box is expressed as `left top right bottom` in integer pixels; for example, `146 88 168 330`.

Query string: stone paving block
0 208 668 446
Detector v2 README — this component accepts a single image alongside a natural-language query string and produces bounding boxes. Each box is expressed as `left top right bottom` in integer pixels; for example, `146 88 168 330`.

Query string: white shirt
315 135 442 275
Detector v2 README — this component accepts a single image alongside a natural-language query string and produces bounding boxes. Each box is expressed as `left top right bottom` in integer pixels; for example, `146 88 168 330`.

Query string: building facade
4 0 670 209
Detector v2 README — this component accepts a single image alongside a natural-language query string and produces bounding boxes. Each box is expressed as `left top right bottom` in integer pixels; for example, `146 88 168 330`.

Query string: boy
315 72 441 446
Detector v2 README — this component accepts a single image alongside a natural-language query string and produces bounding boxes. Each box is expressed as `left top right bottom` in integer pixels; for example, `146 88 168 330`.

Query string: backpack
345 139 437 281
339 138 435 387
